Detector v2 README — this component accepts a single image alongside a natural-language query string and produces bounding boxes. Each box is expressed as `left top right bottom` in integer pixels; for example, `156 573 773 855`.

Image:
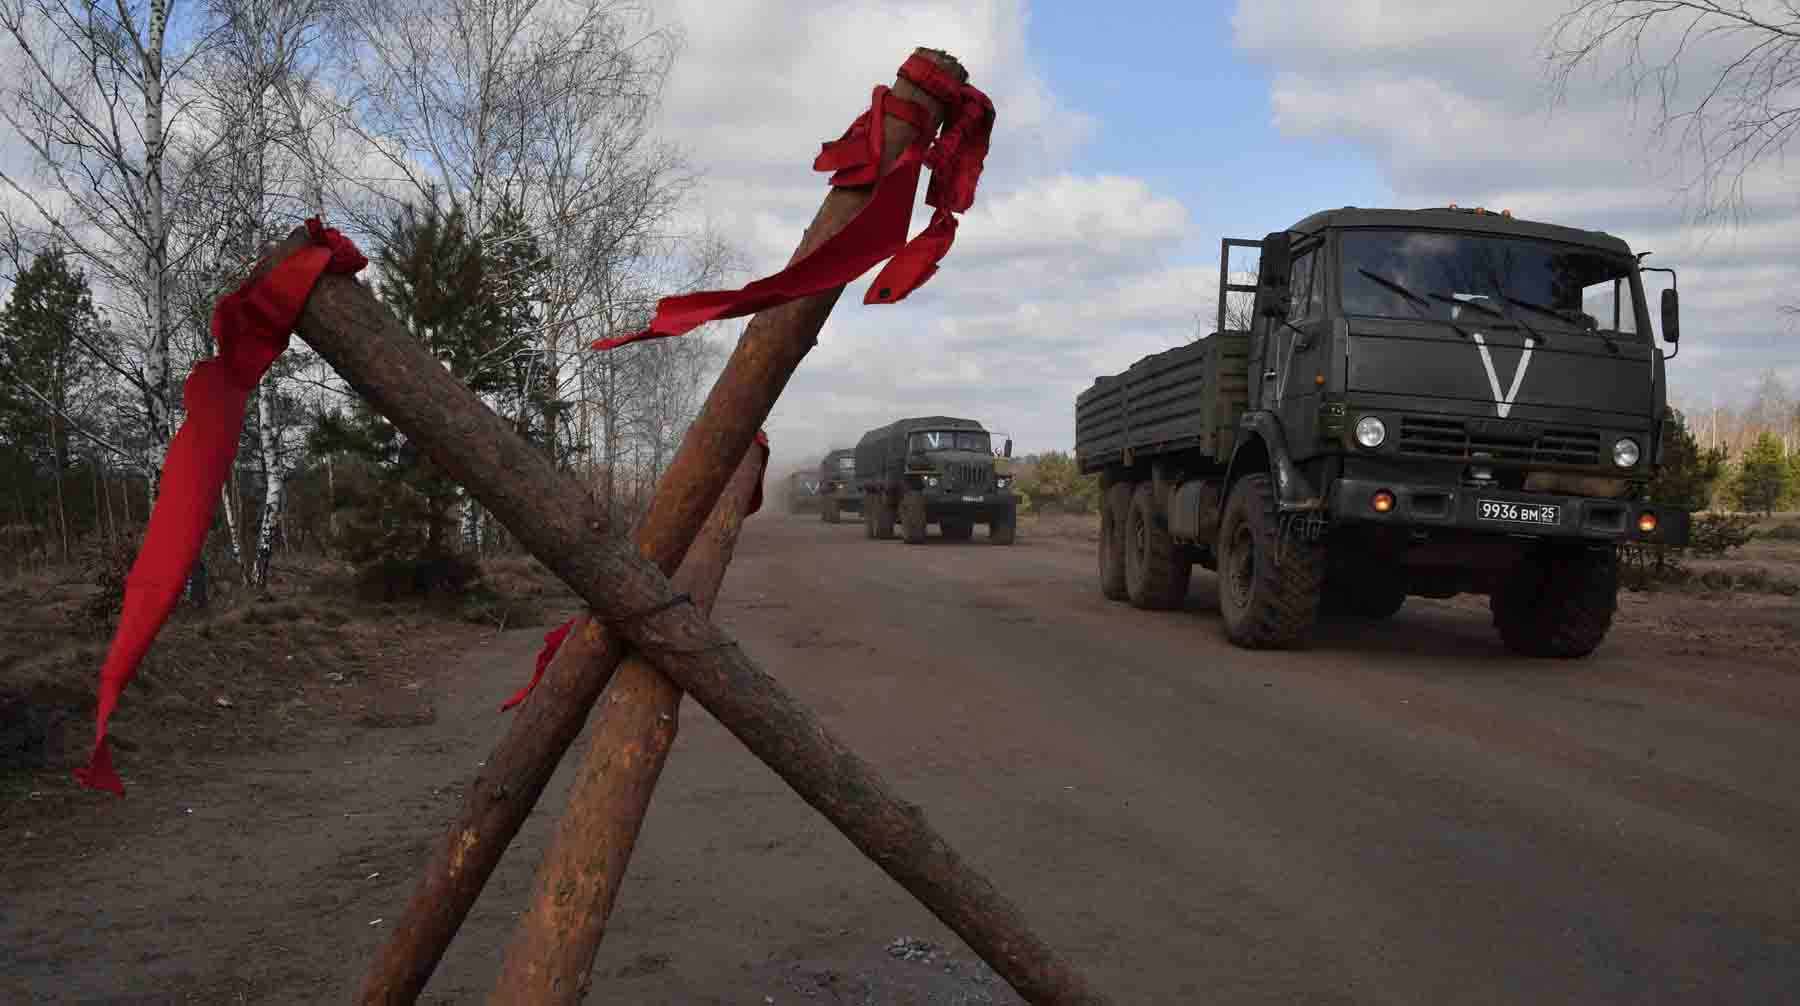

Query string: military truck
782 471 822 514
817 448 862 523
855 416 1018 544
1074 205 1691 657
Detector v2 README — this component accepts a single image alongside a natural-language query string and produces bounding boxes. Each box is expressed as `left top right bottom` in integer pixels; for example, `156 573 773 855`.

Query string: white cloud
657 0 1197 468
1233 0 1800 412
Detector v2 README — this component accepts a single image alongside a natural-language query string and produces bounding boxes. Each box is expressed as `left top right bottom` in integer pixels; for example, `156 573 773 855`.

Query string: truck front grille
1397 416 1602 467
945 462 993 491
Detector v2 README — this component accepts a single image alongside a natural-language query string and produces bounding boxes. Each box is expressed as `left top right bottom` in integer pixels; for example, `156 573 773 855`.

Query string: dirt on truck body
855 416 1019 544
1075 205 1692 657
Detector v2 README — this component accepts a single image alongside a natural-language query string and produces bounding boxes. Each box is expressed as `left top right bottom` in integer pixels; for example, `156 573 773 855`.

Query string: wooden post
295 47 1107 1006
487 449 762 1003
353 46 969 1005
352 451 756 1005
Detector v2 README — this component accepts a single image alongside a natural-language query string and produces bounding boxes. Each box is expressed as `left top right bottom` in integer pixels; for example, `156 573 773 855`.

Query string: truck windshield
1340 230 1644 338
909 431 991 453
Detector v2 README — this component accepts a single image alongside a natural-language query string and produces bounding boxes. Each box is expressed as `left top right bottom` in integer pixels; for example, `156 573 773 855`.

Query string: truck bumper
1328 478 1690 547
922 489 1018 514
829 489 864 512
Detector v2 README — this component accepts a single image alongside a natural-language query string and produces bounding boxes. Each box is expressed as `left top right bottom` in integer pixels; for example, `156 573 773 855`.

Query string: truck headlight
996 476 1010 489
1355 416 1387 449
1612 438 1640 468
926 476 939 487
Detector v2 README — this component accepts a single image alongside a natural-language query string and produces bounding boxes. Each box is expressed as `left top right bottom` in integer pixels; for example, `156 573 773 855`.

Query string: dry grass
0 553 576 786
1019 512 1100 546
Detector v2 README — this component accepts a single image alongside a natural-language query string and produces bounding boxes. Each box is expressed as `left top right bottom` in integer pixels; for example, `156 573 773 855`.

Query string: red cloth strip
75 221 367 796
502 431 771 711
596 58 994 351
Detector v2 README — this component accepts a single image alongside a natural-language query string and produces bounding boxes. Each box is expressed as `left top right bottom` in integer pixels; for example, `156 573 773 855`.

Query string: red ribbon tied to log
594 53 994 351
75 220 368 796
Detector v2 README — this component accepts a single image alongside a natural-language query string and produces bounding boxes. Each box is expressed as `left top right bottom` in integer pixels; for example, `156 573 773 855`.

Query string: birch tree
0 0 218 493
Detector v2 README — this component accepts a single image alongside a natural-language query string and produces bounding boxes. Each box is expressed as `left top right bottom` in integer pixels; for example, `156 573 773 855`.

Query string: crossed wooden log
264 48 1107 1005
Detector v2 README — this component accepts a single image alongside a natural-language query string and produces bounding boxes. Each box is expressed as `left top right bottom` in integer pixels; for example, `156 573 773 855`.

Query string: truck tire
874 494 896 540
1216 473 1324 648
989 506 1017 545
1492 546 1617 658
901 491 928 544
1124 483 1189 609
1098 482 1132 600
822 498 840 523
941 518 974 541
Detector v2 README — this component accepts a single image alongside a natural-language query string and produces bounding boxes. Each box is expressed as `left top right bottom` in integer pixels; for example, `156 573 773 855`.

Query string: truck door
1259 240 1328 410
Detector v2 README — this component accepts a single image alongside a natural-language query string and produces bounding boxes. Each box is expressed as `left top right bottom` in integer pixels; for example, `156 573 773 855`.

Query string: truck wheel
822 498 840 524
901 492 928 544
1124 484 1189 609
874 494 896 540
1098 482 1132 600
1492 546 1617 658
1216 474 1324 648
989 506 1017 545
942 519 974 541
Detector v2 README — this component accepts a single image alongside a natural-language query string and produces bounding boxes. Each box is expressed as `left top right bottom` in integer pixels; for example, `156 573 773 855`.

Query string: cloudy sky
648 0 1799 474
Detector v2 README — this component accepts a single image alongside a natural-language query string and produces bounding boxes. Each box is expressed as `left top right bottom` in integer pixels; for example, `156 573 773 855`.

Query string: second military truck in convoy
855 416 1018 544
1074 205 1691 657
817 448 861 524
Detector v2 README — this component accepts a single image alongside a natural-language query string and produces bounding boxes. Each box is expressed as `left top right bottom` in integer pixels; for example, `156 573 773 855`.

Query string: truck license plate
961 495 983 502
1478 499 1560 526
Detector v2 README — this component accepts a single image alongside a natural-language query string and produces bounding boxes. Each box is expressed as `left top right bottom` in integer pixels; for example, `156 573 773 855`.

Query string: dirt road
6 513 1798 1004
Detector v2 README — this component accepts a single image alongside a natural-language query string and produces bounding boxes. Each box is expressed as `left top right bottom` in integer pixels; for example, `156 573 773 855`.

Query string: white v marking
1472 332 1535 419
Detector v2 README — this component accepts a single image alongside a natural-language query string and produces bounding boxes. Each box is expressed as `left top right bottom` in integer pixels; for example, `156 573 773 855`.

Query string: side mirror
1660 287 1679 344
1002 438 1013 459
1258 230 1292 318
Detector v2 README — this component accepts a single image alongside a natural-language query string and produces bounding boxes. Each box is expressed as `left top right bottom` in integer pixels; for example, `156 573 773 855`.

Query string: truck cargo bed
1074 332 1250 474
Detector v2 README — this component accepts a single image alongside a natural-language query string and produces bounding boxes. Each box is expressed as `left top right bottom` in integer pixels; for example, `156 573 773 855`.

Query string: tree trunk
141 0 172 501
254 381 281 589
489 448 759 1002
220 481 242 566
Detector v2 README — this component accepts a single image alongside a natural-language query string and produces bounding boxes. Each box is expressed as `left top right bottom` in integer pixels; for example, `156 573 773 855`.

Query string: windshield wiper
1357 268 1427 306
1427 292 1506 319
1356 268 1472 338
1502 295 1623 352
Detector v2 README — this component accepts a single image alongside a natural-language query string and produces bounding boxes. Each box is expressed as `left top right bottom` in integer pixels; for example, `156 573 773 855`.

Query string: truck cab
1075 206 1690 657
817 448 862 523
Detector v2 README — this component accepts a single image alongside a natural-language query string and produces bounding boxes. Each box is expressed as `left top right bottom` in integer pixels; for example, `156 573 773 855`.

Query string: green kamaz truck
818 448 862 524
855 416 1018 544
1074 205 1691 657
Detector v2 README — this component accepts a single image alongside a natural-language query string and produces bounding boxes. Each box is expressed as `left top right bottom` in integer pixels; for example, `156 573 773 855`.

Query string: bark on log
300 46 1106 1006
486 452 761 1003
354 46 968 1006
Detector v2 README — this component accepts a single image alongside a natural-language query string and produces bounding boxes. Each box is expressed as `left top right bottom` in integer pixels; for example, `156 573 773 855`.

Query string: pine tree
1735 433 1791 515
309 199 523 594
1649 409 1727 509
0 248 103 558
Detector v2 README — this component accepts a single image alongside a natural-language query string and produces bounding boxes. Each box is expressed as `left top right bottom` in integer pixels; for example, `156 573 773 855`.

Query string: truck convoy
817 448 861 524
1074 205 1691 657
854 416 1018 544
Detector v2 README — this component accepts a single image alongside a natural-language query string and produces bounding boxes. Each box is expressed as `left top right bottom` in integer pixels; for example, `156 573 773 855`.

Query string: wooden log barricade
278 46 1106 1006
